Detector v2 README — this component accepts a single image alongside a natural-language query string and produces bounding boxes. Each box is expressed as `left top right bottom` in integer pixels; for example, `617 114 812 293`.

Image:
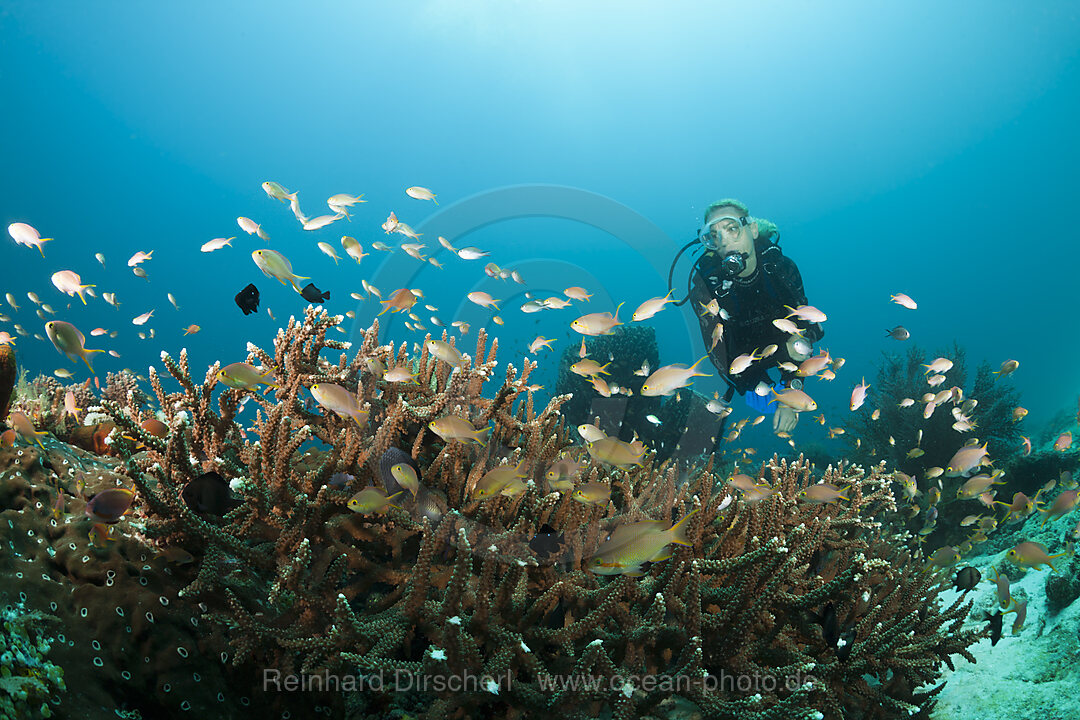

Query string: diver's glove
745 382 780 415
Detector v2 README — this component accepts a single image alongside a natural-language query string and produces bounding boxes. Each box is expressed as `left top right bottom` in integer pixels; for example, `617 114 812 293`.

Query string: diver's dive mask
698 214 751 249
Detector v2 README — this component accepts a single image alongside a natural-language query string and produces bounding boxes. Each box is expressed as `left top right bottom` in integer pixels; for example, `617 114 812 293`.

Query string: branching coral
845 344 1022 474
91 307 980 719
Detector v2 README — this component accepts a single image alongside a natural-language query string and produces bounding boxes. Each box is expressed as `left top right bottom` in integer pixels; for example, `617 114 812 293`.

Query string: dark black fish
815 602 840 648
379 448 418 496
954 566 981 592
328 472 354 488
300 283 330 304
235 284 260 315
988 611 1003 646
529 523 565 560
181 471 241 516
414 485 447 523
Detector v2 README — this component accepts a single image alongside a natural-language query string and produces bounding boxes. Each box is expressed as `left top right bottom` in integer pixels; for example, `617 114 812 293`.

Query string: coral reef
554 325 719 464
845 344 1022 474
0 344 15 422
76 307 981 719
1045 554 1080 615
0 440 259 718
0 600 65 719
843 344 1027 548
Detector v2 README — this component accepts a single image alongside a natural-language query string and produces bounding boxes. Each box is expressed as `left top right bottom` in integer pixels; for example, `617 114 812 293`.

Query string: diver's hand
774 405 799 434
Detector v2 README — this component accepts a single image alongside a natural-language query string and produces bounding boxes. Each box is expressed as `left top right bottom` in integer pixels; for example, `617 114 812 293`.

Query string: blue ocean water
2 3 1080 719
3 2 1078 430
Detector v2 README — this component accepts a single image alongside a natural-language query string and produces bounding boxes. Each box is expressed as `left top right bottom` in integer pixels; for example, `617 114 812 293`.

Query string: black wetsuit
688 244 824 403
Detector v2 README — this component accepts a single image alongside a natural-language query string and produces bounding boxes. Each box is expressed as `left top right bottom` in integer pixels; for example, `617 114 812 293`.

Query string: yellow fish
218 362 278 390
588 509 699 575
348 488 403 515
45 320 104 373
585 436 644 467
473 463 528 498
429 415 489 446
571 482 610 506
252 249 309 293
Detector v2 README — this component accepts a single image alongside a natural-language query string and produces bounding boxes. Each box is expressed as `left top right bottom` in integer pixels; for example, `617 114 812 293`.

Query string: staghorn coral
101 369 150 412
89 306 981 719
555 325 719 464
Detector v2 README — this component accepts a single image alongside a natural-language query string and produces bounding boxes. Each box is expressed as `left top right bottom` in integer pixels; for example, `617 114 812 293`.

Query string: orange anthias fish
379 288 418 315
1038 490 1079 527
570 303 624 336
850 378 870 411
1007 541 1068 572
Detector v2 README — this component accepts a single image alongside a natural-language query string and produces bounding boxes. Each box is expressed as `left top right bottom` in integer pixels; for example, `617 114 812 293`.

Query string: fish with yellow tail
585 436 645 467
640 357 711 396
1007 541 1068 572
7 411 49 449
8 222 53 256
217 362 278 391
390 463 420 498
798 483 850 504
1037 490 1079 527
425 339 464 368
347 487 403 515
570 303 624 336
945 441 990 477
769 386 817 412
429 415 489 446
51 270 95 304
631 290 675 322
45 320 104 373
379 288 419 315
472 462 529 499
310 383 368 427
252 249 309 293
588 508 699 576
572 482 611 506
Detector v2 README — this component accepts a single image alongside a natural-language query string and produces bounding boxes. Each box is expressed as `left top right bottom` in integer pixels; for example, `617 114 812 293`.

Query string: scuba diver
670 198 823 437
